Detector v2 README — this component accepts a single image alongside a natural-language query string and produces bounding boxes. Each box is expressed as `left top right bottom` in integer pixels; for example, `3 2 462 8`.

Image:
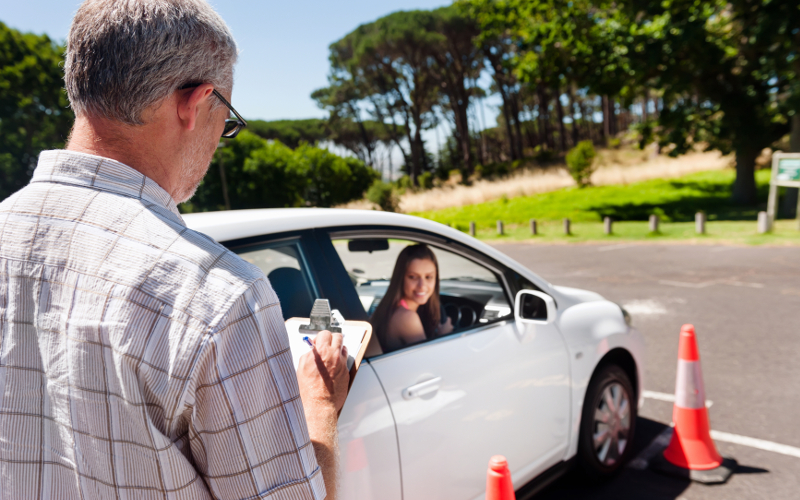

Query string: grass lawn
413 169 800 245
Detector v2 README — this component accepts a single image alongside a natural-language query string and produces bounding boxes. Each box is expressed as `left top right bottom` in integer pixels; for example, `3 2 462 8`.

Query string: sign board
776 158 800 182
766 152 800 230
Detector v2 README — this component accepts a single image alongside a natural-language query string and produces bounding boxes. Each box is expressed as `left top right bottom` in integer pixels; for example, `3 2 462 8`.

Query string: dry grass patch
338 149 732 212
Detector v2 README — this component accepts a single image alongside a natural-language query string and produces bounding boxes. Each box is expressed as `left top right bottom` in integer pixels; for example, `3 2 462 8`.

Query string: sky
3 0 454 122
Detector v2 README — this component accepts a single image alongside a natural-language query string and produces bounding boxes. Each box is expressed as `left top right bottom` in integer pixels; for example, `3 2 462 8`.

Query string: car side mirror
515 290 556 324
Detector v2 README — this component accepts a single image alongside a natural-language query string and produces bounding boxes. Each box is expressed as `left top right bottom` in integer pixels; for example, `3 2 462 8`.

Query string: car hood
553 285 605 309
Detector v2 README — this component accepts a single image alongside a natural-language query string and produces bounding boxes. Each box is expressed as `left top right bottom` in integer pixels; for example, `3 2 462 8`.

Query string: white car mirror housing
515 290 557 325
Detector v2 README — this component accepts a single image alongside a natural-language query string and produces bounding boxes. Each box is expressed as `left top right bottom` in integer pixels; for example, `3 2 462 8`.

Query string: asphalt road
492 243 800 500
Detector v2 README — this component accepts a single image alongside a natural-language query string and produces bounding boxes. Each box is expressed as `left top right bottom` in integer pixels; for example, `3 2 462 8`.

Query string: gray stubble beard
175 130 217 204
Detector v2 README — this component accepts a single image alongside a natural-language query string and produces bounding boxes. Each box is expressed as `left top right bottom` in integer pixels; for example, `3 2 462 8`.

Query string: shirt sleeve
187 278 326 500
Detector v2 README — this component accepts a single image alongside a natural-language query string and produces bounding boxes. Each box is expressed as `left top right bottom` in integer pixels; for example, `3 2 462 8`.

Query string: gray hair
65 0 238 125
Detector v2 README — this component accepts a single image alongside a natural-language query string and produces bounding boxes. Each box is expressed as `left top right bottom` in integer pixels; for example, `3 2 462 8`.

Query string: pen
303 336 314 348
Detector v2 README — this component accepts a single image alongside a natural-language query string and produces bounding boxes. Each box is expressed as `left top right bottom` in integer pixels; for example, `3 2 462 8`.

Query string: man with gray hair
0 1 348 499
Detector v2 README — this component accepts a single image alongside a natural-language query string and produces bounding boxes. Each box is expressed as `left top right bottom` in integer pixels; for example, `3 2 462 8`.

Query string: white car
184 208 646 500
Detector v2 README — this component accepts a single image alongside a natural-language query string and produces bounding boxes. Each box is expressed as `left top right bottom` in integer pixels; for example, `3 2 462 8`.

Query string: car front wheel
577 364 637 479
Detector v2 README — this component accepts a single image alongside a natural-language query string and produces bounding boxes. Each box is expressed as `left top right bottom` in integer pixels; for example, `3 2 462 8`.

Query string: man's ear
177 84 215 132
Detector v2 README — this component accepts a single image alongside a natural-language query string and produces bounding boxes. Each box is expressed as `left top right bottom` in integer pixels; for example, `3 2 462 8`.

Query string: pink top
399 299 410 310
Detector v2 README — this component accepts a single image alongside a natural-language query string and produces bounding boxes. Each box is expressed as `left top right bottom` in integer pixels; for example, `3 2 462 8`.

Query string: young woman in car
370 244 454 352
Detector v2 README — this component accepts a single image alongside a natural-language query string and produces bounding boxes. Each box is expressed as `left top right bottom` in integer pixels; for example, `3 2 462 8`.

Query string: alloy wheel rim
592 381 631 466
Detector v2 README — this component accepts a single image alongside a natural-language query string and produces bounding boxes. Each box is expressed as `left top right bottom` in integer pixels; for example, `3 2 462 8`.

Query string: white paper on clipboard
284 317 372 382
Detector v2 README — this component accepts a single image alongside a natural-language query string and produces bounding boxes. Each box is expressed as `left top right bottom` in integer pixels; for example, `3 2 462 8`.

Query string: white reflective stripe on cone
675 359 706 409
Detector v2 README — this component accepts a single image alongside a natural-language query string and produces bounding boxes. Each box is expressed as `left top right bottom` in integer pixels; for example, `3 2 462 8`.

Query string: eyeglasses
212 89 247 139
180 84 247 139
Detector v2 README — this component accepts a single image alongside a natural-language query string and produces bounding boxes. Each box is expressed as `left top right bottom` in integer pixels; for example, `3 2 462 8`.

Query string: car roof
183 208 554 292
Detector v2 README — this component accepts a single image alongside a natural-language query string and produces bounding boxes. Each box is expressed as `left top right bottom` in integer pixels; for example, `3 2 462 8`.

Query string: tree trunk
539 88 554 150
579 99 593 144
642 91 649 123
609 98 618 136
454 101 472 174
732 146 759 204
510 93 525 159
497 86 518 161
602 95 610 145
568 86 579 146
347 101 374 166
555 85 567 151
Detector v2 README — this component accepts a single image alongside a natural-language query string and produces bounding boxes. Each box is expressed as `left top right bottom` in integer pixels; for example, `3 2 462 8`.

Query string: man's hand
297 330 350 500
297 330 349 413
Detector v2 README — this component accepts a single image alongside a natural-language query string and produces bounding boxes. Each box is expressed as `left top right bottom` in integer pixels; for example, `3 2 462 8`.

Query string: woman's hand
439 315 454 335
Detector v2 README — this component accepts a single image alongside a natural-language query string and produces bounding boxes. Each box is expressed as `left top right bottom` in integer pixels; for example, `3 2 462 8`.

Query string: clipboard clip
299 299 343 334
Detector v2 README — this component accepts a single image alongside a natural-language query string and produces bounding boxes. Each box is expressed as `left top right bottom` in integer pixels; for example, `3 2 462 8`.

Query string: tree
619 0 798 203
427 6 484 174
247 119 328 149
180 130 378 213
312 77 378 166
462 0 526 161
0 22 73 201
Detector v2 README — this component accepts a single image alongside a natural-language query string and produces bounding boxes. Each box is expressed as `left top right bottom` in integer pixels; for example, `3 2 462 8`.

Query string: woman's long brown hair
370 244 442 348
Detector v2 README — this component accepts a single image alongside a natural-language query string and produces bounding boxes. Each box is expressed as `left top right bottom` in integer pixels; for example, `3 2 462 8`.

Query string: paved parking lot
494 243 800 500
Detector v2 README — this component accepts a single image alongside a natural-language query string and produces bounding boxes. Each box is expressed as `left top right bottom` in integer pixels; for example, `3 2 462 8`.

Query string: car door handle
402 377 442 400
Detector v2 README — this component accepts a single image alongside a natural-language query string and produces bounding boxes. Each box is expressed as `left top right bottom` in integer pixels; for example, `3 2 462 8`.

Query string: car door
226 231 403 500
327 230 572 499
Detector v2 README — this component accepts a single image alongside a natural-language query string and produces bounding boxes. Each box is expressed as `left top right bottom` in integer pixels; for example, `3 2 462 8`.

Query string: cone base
652 453 737 485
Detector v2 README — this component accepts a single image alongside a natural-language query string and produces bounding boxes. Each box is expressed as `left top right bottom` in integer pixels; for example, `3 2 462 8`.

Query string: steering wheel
442 300 479 329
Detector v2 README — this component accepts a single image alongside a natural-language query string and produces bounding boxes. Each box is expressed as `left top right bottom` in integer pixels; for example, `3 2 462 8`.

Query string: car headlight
620 305 632 327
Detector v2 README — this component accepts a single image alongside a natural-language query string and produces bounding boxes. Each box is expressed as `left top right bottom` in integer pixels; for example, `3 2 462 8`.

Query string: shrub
396 175 413 192
182 130 378 211
293 143 378 207
366 180 400 212
418 171 434 190
534 146 556 163
566 140 597 187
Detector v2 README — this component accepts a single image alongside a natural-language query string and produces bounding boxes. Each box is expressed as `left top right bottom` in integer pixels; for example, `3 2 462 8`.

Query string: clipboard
284 316 372 392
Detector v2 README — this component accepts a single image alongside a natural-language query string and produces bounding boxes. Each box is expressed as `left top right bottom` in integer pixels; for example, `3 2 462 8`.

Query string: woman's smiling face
403 258 437 307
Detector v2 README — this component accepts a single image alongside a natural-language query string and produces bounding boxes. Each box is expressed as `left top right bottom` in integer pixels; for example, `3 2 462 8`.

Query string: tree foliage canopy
3 0 800 209
0 21 73 200
180 131 378 213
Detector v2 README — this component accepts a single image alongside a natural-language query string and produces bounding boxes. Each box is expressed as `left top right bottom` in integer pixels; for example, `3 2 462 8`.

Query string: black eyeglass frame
212 89 248 139
180 84 247 139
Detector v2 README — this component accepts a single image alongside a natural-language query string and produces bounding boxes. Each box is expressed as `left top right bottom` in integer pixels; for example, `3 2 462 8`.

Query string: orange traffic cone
652 324 736 484
486 455 515 500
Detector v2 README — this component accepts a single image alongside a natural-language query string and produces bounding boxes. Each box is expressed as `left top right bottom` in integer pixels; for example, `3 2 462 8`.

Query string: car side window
235 239 318 320
331 237 513 353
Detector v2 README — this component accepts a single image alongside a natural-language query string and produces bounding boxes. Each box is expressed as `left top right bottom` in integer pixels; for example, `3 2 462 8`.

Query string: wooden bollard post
497 220 504 236
696 212 706 234
757 211 769 234
563 218 571 235
649 214 660 233
469 221 476 237
604 216 612 235
530 219 537 236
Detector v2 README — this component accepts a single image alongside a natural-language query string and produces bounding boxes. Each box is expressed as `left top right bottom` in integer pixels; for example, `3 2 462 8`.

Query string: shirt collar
31 150 184 224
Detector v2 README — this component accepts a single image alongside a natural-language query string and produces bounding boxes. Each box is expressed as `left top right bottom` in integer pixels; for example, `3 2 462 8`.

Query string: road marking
621 300 667 316
710 430 800 459
630 426 800 470
725 280 765 289
597 244 636 252
644 390 713 408
659 279 764 289
659 280 715 288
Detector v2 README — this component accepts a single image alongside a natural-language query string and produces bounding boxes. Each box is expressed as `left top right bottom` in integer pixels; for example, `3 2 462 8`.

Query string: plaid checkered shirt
0 150 325 500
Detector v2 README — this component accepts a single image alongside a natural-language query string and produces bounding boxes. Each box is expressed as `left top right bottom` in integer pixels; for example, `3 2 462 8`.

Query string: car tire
577 364 637 480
